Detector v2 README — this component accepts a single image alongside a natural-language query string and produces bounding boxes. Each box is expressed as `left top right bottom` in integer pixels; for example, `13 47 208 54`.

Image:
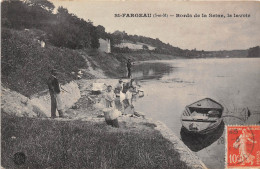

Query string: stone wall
98 38 111 53
154 121 208 169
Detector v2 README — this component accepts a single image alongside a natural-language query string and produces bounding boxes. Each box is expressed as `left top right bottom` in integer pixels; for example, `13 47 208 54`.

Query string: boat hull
181 118 223 134
181 98 224 134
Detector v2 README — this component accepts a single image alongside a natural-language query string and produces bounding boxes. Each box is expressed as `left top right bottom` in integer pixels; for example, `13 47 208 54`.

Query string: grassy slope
82 50 127 78
1 28 91 97
1 113 190 169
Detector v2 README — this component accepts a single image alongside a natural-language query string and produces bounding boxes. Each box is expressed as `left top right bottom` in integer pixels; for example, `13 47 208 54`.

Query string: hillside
1 27 183 96
1 0 204 58
204 50 249 58
109 30 252 58
1 28 91 96
2 0 255 59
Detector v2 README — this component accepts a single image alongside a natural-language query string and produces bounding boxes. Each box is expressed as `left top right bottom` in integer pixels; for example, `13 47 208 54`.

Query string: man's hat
119 79 123 82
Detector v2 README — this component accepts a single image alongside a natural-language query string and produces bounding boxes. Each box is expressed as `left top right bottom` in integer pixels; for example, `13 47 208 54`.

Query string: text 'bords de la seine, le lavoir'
114 13 250 18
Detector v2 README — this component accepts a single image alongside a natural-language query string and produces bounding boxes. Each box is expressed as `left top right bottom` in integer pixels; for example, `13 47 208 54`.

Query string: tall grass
1 113 190 169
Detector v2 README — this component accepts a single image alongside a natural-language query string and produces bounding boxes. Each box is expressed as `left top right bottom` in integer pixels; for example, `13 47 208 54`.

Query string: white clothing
125 91 132 101
120 91 126 103
55 93 63 110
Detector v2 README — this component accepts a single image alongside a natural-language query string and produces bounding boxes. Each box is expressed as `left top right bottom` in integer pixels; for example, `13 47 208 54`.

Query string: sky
50 0 260 51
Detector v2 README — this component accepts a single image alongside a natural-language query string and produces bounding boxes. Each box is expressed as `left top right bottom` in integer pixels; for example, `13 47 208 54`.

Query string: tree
90 26 100 49
47 6 99 49
96 25 106 38
1 0 54 29
24 0 55 12
248 46 260 58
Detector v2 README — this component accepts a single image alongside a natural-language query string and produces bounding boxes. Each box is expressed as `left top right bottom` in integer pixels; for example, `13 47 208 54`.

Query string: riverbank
1 112 191 169
76 79 207 168
1 78 207 169
71 78 208 168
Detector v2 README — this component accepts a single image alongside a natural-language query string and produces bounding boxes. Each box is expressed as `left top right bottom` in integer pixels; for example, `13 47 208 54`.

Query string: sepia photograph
1 0 260 169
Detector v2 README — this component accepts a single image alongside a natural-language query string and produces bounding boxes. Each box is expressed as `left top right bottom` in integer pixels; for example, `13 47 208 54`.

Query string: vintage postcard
1 0 260 169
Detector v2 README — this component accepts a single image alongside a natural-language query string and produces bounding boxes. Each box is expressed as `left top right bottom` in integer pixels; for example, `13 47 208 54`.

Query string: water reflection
180 121 225 152
132 62 173 80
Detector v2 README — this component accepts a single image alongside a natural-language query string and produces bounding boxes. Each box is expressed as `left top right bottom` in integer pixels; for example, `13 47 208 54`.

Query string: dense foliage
248 46 260 58
2 0 99 49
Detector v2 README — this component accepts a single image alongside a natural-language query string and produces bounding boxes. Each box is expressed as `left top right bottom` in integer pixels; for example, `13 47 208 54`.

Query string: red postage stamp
226 125 260 168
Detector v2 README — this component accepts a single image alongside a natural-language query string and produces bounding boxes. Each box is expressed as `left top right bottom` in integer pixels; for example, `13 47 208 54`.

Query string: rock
78 70 83 75
32 105 47 117
1 87 46 117
134 111 145 118
71 104 79 109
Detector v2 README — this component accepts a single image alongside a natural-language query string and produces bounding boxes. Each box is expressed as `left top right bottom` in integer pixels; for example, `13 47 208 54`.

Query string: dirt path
79 51 106 78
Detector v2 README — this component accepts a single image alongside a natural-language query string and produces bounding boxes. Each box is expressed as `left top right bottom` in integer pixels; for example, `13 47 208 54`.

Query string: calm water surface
131 58 260 169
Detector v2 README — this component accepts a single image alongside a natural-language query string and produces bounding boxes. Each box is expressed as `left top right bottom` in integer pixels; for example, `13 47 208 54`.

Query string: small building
114 41 156 51
98 38 111 53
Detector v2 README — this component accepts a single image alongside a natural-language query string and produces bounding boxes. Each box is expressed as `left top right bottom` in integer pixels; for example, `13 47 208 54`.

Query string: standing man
126 59 132 78
47 69 64 118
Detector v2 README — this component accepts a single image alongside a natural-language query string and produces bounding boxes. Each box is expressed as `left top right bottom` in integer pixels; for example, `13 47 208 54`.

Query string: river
130 58 260 169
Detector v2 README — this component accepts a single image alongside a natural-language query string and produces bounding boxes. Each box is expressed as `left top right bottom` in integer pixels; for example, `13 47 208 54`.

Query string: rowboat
180 121 224 152
181 98 224 134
